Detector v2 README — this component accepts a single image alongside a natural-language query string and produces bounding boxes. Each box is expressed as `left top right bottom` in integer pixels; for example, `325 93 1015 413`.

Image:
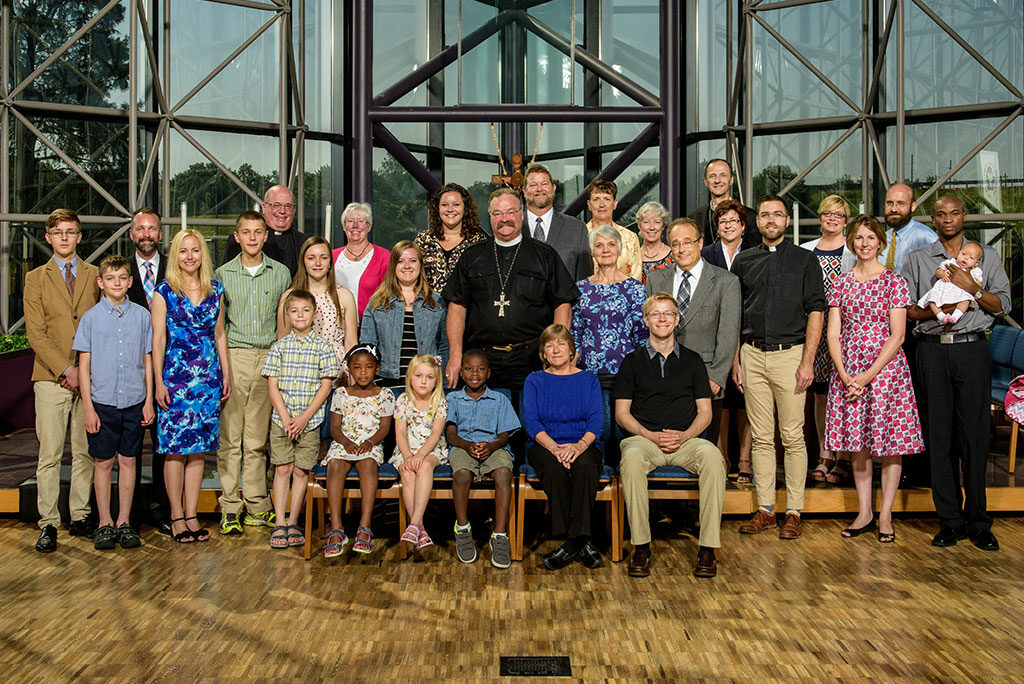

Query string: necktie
64 262 75 300
143 261 155 304
676 270 691 316
534 217 545 242
885 231 897 270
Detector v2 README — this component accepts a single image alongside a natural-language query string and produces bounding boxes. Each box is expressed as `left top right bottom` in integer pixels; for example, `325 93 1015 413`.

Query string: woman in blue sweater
523 324 604 571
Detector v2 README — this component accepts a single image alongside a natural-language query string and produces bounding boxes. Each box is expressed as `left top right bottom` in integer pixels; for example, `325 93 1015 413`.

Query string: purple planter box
0 348 35 433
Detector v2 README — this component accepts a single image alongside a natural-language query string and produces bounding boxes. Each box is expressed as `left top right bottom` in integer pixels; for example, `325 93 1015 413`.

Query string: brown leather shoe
779 513 802 539
627 548 652 577
738 508 776 534
693 548 717 578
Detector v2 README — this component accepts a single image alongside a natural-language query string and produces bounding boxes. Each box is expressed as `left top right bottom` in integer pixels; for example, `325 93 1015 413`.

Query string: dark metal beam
659 0 682 217
372 123 443 196
351 0 372 203
564 123 660 216
368 105 662 123
373 12 512 107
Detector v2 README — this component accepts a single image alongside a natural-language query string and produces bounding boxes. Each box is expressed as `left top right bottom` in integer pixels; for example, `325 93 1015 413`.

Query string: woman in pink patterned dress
825 215 924 543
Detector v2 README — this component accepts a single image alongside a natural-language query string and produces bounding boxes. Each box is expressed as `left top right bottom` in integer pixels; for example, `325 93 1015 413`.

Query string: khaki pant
619 435 725 548
740 343 807 511
216 348 272 514
34 381 93 528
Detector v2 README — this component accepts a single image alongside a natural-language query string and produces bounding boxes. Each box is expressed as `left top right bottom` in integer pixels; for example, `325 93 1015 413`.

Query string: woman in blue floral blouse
571 225 648 390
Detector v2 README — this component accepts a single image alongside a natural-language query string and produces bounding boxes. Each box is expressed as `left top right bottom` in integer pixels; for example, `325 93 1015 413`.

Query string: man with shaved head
903 195 1011 551
878 183 937 272
221 185 310 276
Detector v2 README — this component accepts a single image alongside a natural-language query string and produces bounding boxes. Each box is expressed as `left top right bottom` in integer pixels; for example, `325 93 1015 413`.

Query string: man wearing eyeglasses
221 185 310 276
731 194 827 540
645 218 740 446
24 208 101 552
687 159 759 247
443 188 579 392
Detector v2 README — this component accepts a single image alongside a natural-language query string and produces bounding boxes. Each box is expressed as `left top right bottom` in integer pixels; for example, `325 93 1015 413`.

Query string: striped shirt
262 330 339 431
215 255 291 349
381 309 418 388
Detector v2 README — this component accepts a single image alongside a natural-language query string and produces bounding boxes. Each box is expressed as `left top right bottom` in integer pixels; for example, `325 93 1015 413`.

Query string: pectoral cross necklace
493 240 522 317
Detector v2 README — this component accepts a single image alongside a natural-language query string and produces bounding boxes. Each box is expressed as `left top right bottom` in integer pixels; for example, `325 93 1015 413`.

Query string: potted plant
0 333 35 433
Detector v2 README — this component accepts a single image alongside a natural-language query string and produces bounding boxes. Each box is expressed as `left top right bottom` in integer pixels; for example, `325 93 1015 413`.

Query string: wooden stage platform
1 515 1023 681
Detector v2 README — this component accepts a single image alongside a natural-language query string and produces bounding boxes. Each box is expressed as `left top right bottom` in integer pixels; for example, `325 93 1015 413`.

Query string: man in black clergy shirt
443 188 580 392
221 185 310 276
731 194 826 540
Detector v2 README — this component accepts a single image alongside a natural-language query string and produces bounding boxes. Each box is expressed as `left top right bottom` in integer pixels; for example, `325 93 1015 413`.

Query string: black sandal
185 516 209 542
170 517 196 544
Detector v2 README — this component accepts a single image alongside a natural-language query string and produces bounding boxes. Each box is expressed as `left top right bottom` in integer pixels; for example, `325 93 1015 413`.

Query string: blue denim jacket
360 294 449 379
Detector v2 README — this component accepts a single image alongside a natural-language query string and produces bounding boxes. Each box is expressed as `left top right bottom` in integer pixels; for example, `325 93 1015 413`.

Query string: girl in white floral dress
393 354 448 552
321 345 394 558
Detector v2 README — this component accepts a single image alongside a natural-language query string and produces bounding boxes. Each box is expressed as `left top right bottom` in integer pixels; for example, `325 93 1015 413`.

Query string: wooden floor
2 515 1023 682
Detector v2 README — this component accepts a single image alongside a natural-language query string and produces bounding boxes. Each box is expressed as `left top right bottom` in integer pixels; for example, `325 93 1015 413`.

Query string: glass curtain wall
3 1 1023 332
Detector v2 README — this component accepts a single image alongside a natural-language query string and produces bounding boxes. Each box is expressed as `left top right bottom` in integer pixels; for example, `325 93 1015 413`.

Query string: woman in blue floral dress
571 225 648 390
151 229 231 544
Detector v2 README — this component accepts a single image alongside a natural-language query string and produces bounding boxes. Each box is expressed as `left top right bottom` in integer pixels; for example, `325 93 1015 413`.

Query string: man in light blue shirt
878 183 937 273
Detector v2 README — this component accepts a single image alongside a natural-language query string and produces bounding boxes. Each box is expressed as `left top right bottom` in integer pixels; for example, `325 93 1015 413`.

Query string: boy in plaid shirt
262 290 339 549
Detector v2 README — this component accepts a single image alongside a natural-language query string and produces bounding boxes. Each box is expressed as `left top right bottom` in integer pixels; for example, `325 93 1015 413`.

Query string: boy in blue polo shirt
73 255 155 550
447 350 520 568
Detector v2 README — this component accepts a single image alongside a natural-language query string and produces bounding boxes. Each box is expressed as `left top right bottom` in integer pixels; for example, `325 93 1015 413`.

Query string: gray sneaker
489 533 511 569
454 523 477 563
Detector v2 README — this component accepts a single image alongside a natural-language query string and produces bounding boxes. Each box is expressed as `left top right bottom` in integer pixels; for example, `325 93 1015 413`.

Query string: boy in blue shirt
73 255 155 550
447 350 520 568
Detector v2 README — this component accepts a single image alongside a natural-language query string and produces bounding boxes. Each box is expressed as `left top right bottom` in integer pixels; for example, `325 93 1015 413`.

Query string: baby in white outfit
918 241 984 325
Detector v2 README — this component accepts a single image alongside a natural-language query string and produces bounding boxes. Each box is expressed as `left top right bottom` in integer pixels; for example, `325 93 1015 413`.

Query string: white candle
180 202 187 231
859 202 865 215
324 203 333 241
792 202 800 244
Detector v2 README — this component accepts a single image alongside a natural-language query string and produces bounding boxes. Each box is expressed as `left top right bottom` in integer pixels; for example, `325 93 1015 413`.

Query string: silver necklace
492 240 522 317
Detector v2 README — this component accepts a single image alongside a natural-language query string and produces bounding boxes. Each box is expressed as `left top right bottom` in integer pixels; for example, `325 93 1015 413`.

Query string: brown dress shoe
627 548 652 577
738 508 776 534
693 548 717 578
779 513 802 539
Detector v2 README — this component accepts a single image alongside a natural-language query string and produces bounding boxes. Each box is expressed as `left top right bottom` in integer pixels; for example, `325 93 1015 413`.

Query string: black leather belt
917 332 986 344
746 340 797 352
490 337 538 353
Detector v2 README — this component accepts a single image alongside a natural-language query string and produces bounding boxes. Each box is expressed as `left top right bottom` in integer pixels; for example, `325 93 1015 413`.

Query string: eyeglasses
646 311 678 319
820 211 847 220
672 239 701 248
265 202 296 212
489 209 522 219
718 218 742 226
48 230 80 238
344 219 371 227
758 211 787 220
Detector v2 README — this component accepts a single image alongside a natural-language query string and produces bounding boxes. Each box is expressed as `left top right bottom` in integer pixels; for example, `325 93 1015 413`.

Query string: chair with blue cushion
396 387 518 560
513 389 622 562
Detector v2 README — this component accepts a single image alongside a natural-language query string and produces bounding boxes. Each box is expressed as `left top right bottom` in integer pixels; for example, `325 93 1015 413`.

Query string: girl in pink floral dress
825 216 924 543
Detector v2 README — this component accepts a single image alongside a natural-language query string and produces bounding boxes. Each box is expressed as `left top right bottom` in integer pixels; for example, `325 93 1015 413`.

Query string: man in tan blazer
24 208 100 552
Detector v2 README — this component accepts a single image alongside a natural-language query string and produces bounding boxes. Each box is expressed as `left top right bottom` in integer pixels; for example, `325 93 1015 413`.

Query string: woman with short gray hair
636 201 672 281
571 224 648 389
332 202 390 319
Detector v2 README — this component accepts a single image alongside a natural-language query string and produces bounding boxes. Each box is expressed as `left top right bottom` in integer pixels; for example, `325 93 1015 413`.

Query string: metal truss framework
1 0 1022 334
709 0 1024 224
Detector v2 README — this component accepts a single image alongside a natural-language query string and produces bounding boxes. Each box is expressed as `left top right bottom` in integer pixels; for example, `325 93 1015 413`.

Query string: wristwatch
974 288 985 300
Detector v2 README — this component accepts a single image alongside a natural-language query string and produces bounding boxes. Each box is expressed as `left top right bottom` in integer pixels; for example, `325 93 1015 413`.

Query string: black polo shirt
612 342 711 432
731 238 827 345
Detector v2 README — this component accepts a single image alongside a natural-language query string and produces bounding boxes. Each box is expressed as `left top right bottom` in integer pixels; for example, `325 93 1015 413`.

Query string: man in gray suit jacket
523 164 592 282
646 217 741 443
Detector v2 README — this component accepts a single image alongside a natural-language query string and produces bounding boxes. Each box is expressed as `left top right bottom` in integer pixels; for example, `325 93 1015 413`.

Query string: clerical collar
494 235 523 247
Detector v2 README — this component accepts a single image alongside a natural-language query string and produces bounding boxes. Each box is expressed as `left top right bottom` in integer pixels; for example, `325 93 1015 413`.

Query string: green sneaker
243 510 275 527
219 513 243 535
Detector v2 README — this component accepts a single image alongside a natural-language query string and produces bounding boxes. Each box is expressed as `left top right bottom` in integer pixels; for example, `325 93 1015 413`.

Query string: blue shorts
87 401 145 460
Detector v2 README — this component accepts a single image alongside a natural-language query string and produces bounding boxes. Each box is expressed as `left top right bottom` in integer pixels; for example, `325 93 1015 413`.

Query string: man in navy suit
126 208 171 534
522 164 592 282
